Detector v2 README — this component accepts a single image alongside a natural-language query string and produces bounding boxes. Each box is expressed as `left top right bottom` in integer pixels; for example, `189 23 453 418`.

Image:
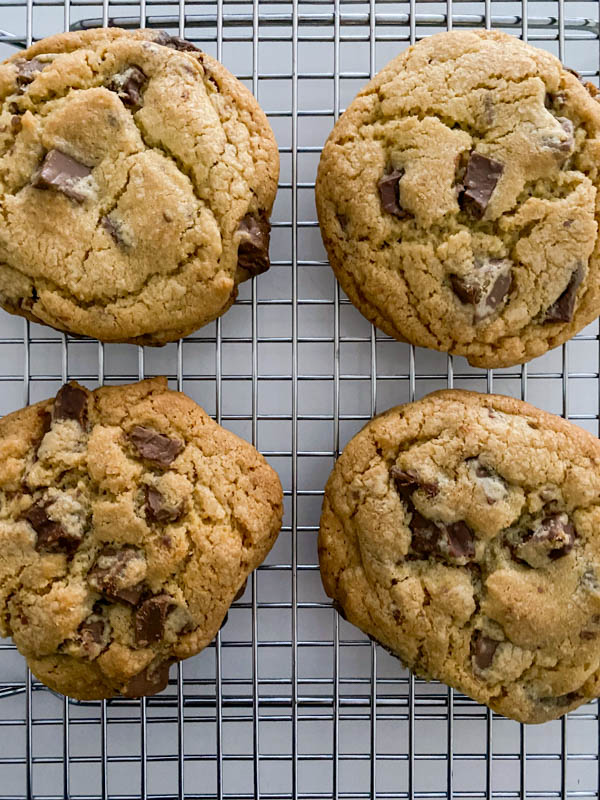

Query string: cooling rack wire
0 0 600 797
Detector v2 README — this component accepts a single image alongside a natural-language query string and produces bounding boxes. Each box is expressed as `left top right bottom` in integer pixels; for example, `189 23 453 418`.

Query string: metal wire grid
0 1 600 798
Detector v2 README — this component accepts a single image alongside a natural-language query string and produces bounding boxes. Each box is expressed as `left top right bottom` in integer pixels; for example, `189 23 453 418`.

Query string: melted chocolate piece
135 595 173 646
11 115 22 134
107 65 147 109
451 258 513 322
31 150 92 203
154 31 201 52
472 633 499 670
15 58 45 86
543 263 584 323
515 513 576 568
121 660 171 697
145 486 184 524
78 617 108 659
390 466 439 500
52 383 88 427
446 521 475 559
377 168 406 218
101 215 127 247
410 511 442 556
25 500 82 555
237 214 271 276
88 547 145 605
410 511 475 562
459 152 504 217
128 426 184 467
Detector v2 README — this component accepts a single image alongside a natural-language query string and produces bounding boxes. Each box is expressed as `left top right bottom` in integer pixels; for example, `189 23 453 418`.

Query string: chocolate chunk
88 547 145 605
515 513 576 568
472 633 499 671
52 383 88 427
102 215 124 247
107 65 147 109
237 214 271 276
390 466 439 500
25 500 82 555
128 426 184 467
154 31 201 52
467 457 507 505
543 117 574 160
580 630 596 641
15 58 45 86
410 511 442 556
135 595 174 646
145 486 184 524
445 521 475 559
121 660 171 698
77 616 109 659
377 168 406 218
459 152 504 217
451 258 513 322
31 150 92 203
543 262 584 323
11 115 22 134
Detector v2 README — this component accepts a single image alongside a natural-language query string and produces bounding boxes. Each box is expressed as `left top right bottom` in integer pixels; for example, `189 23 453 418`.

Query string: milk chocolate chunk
121 660 171 697
31 150 92 203
154 31 201 52
107 65 147 109
472 633 499 670
377 168 406 218
459 152 504 217
135 595 173 646
52 383 88 427
25 501 82 555
145 486 184 524
15 58 45 86
451 258 512 322
88 547 145 605
543 263 584 323
237 214 271 276
128 426 184 467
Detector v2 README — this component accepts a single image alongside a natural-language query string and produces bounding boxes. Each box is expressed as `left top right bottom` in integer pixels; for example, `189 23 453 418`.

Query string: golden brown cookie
319 389 600 723
315 30 600 368
0 28 279 343
0 378 283 699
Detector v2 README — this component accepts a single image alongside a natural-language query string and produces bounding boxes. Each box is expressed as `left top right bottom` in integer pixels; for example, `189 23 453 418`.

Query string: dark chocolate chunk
467 457 507 504
52 383 88 427
25 500 82 555
128 426 184 467
543 262 584 323
135 595 174 646
450 258 513 322
409 511 442 556
11 115 22 134
15 57 45 86
515 513 576 568
121 660 171 698
472 633 499 671
88 547 145 605
31 149 92 203
237 214 271 276
390 466 439 500
377 168 406 218
445 521 475 559
459 152 504 217
77 616 109 659
145 486 184 524
154 31 201 52
101 215 126 247
107 65 147 109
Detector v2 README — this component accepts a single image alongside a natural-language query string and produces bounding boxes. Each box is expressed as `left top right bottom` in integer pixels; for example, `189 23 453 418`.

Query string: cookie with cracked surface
0 28 279 344
315 30 600 368
318 389 600 723
0 377 283 699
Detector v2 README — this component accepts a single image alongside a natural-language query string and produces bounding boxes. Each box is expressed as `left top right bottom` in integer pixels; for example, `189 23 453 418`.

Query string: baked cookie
319 390 600 723
0 378 283 699
315 30 600 368
0 28 279 344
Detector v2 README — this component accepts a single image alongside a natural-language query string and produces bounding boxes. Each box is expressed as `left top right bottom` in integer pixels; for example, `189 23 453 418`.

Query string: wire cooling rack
1 1 600 797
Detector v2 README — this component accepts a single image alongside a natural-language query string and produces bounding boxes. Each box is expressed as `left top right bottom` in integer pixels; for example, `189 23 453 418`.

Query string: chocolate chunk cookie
0 28 279 344
319 389 600 723
0 378 283 699
315 30 600 368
